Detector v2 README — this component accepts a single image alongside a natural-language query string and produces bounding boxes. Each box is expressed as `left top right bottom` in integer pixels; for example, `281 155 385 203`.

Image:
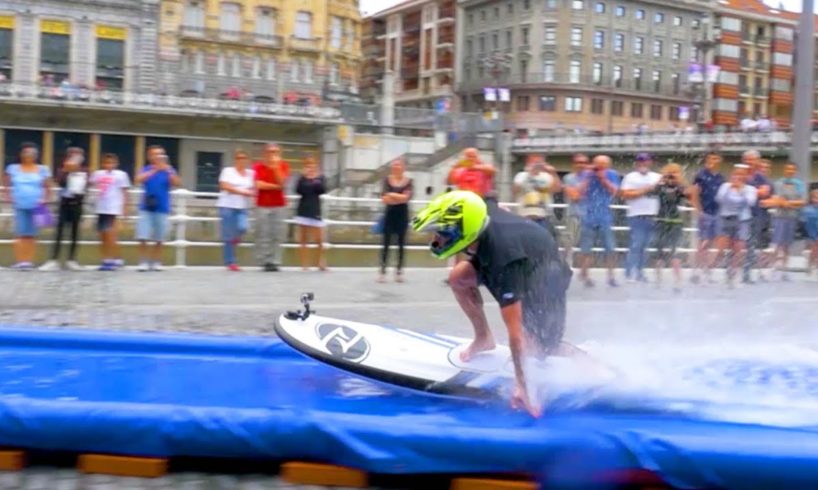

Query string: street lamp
693 14 717 127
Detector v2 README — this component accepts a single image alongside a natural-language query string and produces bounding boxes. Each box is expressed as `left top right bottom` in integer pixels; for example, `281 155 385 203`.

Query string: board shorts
772 216 797 247
654 221 683 261
698 213 719 241
136 211 170 242
97 214 117 233
520 260 573 355
579 222 616 255
719 216 751 242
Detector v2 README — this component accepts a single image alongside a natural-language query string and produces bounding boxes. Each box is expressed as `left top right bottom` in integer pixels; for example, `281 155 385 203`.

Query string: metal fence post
175 190 188 268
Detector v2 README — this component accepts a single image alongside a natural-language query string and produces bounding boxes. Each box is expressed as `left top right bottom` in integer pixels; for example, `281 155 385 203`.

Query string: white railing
0 82 341 122
0 188 708 267
513 130 818 150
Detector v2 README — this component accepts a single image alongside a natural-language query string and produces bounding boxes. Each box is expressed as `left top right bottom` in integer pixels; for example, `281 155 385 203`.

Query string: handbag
33 204 54 229
371 214 385 234
145 193 160 212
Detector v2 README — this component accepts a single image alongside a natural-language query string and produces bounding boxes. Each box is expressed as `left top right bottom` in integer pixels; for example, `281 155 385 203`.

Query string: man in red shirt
253 144 290 271
447 147 496 197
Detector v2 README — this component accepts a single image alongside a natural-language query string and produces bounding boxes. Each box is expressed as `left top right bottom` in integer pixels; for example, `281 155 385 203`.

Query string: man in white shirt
620 153 662 282
90 153 131 271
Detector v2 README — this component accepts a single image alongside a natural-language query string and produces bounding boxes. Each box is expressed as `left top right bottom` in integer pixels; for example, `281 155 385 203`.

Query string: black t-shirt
296 175 326 219
469 202 561 307
650 182 686 223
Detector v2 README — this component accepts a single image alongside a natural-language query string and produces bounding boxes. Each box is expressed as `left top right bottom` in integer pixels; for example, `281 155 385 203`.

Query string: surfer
412 190 576 417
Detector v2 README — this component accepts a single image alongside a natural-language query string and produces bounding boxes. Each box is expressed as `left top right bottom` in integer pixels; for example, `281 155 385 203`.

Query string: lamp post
790 0 815 189
693 14 717 127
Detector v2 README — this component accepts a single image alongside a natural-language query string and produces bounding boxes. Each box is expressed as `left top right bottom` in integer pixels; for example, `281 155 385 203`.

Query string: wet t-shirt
469 202 560 307
693 169 725 216
651 183 686 223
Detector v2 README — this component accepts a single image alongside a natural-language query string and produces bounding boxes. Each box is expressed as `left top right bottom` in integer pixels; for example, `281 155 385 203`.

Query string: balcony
741 31 753 43
755 61 769 71
739 85 750 95
756 35 770 45
437 29 454 47
289 36 322 52
740 58 751 70
438 6 455 24
436 55 454 73
458 74 688 98
754 87 768 97
180 26 283 48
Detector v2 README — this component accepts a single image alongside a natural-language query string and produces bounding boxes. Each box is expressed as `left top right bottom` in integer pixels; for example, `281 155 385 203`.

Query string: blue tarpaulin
0 326 816 489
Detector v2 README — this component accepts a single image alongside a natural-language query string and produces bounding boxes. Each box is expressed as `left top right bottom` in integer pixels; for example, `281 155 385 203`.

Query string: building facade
456 0 710 136
0 0 159 92
157 0 363 104
360 0 456 109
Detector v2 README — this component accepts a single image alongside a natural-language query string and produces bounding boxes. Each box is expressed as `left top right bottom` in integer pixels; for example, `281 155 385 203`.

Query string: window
591 98 605 114
614 33 624 51
468 13 473 25
653 40 663 57
290 59 300 81
739 74 748 92
753 102 761 115
230 53 240 77
256 8 276 37
523 0 530 9
520 59 528 82
672 72 680 94
539 96 556 111
492 32 499 50
613 65 622 87
631 102 643 118
479 36 485 53
593 30 605 49
517 95 530 111
331 16 343 48
635 9 645 20
572 0 584 9
592 62 603 84
217 53 226 75
330 62 340 85
673 16 682 27
466 39 473 57
194 51 204 74
251 56 261 78
544 25 556 43
96 38 125 89
669 106 680 121
506 30 512 48
672 42 681 60
494 6 499 18
565 97 583 112
773 52 793 66
480 9 486 21
650 104 662 120
595 2 606 13
545 0 557 8
611 100 623 116
571 27 583 46
569 60 581 83
652 70 661 91
184 1 205 27
543 60 555 82
522 26 529 45
633 67 642 89
691 19 700 29
295 11 312 39
266 58 276 80
654 12 664 24
615 5 625 16
634 36 644 54
303 60 313 83
508 3 514 14
220 3 241 33
721 17 741 31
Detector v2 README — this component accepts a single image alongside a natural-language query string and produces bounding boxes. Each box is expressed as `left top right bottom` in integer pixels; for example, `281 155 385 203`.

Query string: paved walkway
1 267 818 487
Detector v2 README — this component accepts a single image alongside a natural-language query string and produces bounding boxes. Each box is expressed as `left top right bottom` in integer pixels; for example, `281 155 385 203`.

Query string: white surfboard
275 312 614 399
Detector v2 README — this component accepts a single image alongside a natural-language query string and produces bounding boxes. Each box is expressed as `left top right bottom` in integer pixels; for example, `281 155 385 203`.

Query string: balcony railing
754 87 768 97
180 25 283 48
438 7 456 22
739 85 750 94
755 61 769 70
289 36 322 52
756 35 770 44
458 74 687 97
740 58 750 69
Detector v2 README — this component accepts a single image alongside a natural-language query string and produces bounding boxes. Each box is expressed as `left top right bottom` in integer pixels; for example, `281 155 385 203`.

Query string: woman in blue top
1 142 53 270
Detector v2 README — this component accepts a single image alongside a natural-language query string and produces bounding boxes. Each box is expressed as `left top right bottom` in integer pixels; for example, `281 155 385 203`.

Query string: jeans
626 216 655 279
52 200 82 260
380 229 407 273
220 207 248 265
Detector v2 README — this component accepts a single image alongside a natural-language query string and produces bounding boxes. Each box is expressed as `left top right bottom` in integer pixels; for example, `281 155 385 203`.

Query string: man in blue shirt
135 145 180 271
577 155 620 288
742 150 772 283
691 152 725 283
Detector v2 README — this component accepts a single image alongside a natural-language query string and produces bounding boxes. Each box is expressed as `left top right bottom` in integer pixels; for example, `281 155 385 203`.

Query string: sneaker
65 260 83 271
98 262 116 272
227 264 241 272
608 278 619 288
690 274 701 285
137 262 150 272
263 263 278 272
583 278 595 288
38 260 61 272
395 271 404 283
112 259 125 269
150 262 164 272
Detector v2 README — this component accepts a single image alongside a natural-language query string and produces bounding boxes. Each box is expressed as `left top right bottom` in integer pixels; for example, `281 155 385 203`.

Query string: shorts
136 211 170 242
294 216 325 228
749 214 772 249
219 207 249 241
698 213 719 241
521 260 572 354
97 214 117 233
719 216 751 242
579 222 615 255
772 216 797 247
14 208 37 237
654 221 683 261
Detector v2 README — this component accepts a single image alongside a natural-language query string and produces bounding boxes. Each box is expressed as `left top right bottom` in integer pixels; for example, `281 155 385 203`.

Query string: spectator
561 153 590 264
621 153 662 283
757 115 772 133
801 190 818 275
40 147 87 271
447 147 495 198
716 165 757 288
512 154 562 239
378 158 414 283
294 156 328 271
768 163 805 281
740 114 757 133
742 151 772 283
217 149 256 272
578 155 620 288
135 145 180 272
691 152 725 284
253 143 290 272
89 153 131 271
649 163 693 291
2 142 52 270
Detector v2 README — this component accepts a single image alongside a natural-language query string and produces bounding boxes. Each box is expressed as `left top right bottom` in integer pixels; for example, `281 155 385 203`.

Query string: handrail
513 130 818 150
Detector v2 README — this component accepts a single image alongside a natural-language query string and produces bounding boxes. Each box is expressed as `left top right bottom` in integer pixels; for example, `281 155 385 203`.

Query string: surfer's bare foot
459 338 496 362
511 383 542 418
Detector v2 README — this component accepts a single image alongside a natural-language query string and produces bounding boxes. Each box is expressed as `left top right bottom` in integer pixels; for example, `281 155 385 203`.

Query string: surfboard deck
275 313 613 399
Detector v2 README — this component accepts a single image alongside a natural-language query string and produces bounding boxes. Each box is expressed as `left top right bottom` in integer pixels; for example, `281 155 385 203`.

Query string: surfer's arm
500 301 527 391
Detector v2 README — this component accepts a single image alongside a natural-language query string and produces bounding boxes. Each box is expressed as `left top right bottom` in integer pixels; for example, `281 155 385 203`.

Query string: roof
718 0 818 31
363 0 426 19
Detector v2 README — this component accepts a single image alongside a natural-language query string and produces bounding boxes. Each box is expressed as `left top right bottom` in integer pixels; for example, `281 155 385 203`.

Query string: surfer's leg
449 261 495 361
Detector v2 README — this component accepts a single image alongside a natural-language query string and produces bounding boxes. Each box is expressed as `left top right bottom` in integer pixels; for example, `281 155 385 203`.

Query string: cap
635 152 653 162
